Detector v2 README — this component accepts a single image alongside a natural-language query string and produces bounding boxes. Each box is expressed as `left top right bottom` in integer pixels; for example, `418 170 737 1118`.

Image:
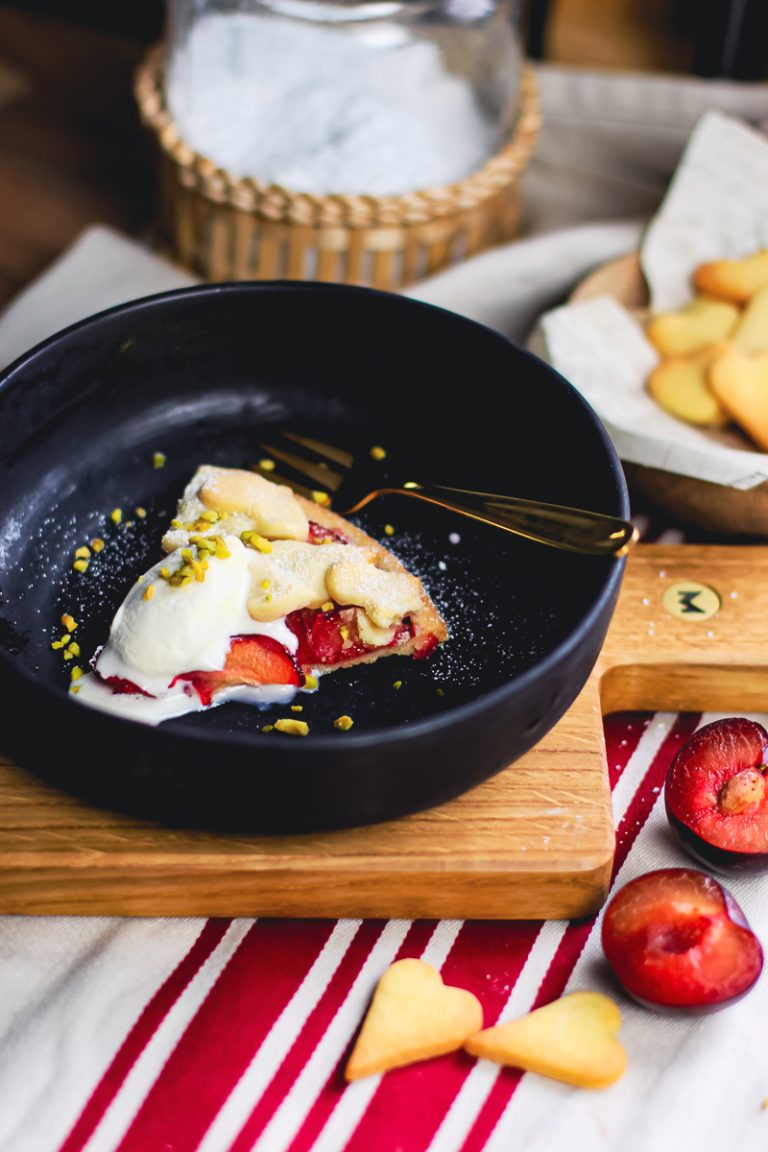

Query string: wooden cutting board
0 544 761 920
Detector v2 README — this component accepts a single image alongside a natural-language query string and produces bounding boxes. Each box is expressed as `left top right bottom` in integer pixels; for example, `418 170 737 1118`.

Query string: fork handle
359 484 637 558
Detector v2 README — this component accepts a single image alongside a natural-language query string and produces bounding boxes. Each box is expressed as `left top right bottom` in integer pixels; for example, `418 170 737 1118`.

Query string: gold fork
252 432 638 558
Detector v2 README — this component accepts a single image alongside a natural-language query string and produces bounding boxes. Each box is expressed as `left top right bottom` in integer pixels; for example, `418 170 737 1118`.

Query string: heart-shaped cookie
695 250 768 303
732 286 768 354
345 958 483 1081
465 991 626 1089
647 344 730 427
709 347 768 450
646 297 739 356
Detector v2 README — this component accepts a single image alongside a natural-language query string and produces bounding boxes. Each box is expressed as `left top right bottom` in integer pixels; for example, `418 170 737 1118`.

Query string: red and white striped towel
2 711 766 1152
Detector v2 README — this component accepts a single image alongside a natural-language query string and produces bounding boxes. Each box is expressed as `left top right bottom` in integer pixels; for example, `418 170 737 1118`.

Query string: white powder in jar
167 12 503 195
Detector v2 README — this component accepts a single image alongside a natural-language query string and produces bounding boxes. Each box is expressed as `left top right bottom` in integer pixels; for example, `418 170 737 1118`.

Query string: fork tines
251 431 353 501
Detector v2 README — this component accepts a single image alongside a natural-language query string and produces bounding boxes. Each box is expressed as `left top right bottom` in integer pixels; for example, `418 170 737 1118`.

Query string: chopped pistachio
261 724 274 733
311 490 330 506
153 451 166 469
74 545 91 560
135 506 147 519
392 680 403 690
241 531 272 553
67 642 81 658
274 718 309 736
91 538 105 553
259 458 276 472
334 715 354 731
370 445 387 461
320 601 334 613
73 558 89 573
60 613 77 632
143 584 156 601
110 508 123 525
290 705 304 713
304 674 318 691
384 524 395 537
190 534 216 554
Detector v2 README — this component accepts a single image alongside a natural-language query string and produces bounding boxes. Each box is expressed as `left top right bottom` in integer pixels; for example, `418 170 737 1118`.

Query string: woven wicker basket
134 45 539 290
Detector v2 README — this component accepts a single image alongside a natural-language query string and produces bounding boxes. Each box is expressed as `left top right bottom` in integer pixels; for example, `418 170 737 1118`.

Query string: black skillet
0 282 628 831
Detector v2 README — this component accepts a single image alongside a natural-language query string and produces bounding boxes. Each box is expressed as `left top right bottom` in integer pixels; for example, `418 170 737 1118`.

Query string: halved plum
665 717 768 871
173 634 303 706
602 868 763 1012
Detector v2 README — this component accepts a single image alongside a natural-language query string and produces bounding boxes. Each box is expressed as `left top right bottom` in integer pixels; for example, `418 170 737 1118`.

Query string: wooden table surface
0 7 152 310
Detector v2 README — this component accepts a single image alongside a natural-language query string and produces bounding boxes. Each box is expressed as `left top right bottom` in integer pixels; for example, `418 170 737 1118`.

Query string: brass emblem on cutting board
662 580 721 621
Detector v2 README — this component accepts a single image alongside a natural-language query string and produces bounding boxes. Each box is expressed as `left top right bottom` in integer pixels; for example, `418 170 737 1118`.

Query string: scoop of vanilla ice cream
96 536 251 694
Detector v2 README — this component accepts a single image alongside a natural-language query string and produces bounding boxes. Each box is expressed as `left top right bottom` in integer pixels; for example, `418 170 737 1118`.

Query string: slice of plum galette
74 466 447 726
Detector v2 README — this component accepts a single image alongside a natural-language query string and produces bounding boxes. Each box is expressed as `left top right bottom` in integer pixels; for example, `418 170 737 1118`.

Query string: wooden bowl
571 253 768 537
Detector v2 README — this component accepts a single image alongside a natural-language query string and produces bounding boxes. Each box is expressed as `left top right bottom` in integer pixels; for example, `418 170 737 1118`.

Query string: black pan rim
0 279 629 752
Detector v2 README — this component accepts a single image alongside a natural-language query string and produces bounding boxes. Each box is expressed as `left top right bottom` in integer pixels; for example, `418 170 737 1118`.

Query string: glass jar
166 0 522 197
